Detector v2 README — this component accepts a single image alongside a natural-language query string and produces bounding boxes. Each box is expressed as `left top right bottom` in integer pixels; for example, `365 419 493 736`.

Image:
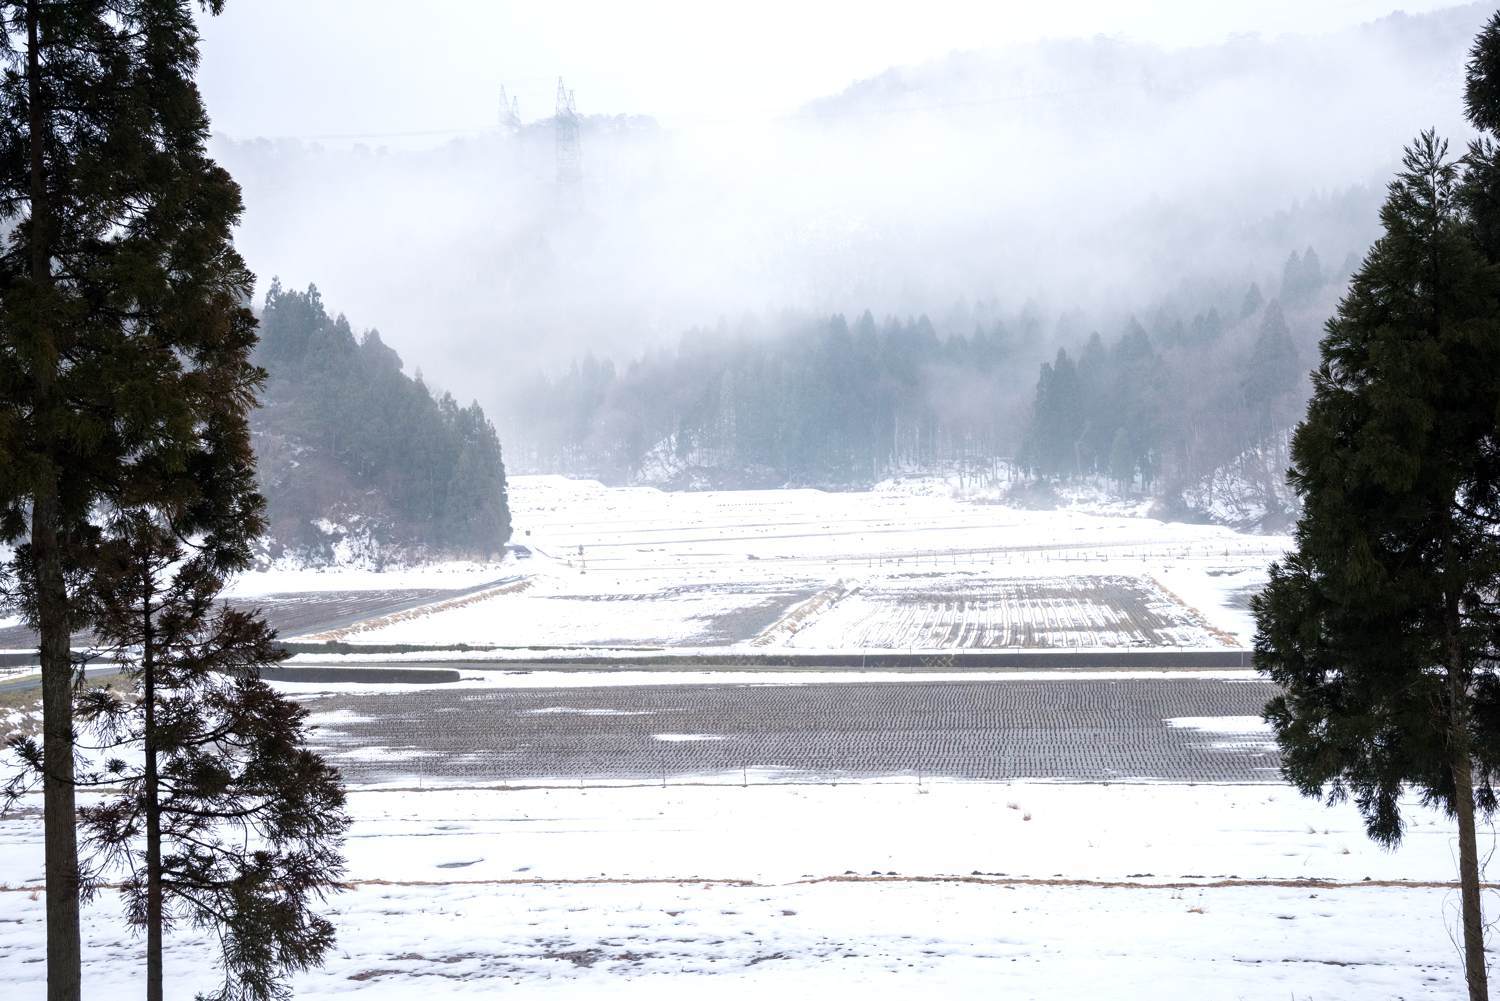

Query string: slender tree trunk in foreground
1451 692 1490 1001
26 3 82 999
143 573 163 1001
34 490 80 1001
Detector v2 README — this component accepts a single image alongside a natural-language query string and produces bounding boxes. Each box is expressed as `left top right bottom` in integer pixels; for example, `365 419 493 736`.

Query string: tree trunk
142 574 163 1001
35 491 79 1001
1451 679 1490 1001
1454 754 1489 1000
27 5 82 1000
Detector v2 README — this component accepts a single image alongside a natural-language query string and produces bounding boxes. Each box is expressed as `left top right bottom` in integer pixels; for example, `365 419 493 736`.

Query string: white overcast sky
196 0 1468 141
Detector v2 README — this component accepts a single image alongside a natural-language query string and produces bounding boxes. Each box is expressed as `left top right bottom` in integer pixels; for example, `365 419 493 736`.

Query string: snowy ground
13 479 1449 997
223 563 510 599
0 653 1486 998
222 475 1286 653
0 781 1487 998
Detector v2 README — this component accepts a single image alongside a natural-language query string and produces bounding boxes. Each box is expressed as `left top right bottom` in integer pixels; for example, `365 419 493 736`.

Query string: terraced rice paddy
329 476 1283 653
781 574 1227 649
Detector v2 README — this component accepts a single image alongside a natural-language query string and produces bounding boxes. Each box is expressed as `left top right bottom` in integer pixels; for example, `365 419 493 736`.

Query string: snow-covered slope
1171 432 1298 533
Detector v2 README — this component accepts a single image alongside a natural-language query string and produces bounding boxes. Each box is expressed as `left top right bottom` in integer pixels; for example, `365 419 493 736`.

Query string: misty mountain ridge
216 4 1489 542
209 3 1485 423
807 5 1482 121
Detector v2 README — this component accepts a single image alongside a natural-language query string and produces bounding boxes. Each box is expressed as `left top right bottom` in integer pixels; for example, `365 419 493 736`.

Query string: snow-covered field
0 463 1475 1001
778 573 1227 649
9 476 1446 997
223 562 509 599
234 475 1285 652
0 780 1485 998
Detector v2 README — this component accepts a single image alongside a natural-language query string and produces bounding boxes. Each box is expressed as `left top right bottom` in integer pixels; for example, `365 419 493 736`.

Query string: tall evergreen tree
1240 282 1265 319
1298 245 1323 295
0 4 249 997
1107 428 1134 490
1252 131 1500 1001
1022 348 1083 478
1241 300 1301 434
1278 249 1303 301
1463 11 1500 266
1280 246 1325 303
64 512 348 1001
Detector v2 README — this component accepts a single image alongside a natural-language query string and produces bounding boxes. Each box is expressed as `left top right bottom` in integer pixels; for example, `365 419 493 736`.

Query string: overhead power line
215 83 1115 146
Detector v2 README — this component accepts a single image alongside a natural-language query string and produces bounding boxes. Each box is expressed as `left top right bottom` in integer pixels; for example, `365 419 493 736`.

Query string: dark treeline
253 283 512 561
1020 286 1308 493
1018 247 1334 495
510 247 1336 501
509 310 1039 488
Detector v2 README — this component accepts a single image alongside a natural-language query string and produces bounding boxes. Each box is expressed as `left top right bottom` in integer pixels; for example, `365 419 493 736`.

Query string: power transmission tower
498 84 521 134
555 76 581 185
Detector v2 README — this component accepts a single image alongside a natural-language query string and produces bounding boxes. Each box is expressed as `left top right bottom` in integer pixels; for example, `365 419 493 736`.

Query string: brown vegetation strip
1148 574 1241 648
795 874 1499 890
2 874 1490 895
345 874 1500 892
354 874 1499 893
751 580 854 646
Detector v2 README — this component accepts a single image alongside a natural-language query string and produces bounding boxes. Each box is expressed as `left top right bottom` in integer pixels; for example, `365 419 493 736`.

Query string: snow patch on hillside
634 434 784 490
1173 432 1297 532
254 510 507 574
873 470 1156 519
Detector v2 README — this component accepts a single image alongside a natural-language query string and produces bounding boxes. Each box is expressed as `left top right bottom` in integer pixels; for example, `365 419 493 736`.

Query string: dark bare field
0 579 517 651
239 588 476 637
548 581 823 646
303 677 1280 786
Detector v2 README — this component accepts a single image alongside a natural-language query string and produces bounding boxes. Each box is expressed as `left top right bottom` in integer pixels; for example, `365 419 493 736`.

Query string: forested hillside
1019 274 1309 492
508 309 1032 489
507 247 1337 528
252 283 512 564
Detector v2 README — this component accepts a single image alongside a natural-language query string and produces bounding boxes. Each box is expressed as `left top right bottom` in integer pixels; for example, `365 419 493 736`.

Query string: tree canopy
253 283 512 561
0 3 258 995
1253 127 1500 999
